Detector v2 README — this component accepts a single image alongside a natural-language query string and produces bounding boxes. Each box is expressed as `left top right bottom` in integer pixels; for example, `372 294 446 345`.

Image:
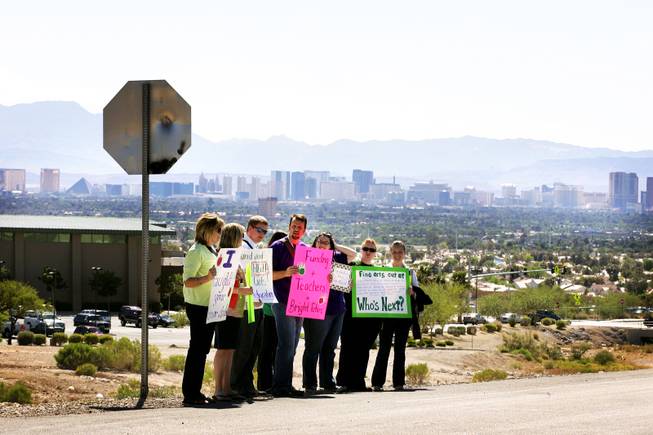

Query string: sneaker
335 386 350 394
320 386 337 394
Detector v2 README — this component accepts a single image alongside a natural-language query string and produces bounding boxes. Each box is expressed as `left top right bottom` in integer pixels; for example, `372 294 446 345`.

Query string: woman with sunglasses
181 213 224 406
302 232 356 395
336 238 382 393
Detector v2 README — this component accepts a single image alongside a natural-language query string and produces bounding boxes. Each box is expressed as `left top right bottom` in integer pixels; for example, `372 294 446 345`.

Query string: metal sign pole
138 82 151 407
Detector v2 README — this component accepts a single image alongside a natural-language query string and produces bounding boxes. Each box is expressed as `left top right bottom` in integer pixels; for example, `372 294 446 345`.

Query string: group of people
181 212 422 405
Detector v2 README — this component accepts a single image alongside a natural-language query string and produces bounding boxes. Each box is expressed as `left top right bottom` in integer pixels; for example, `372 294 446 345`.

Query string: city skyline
2 1 653 151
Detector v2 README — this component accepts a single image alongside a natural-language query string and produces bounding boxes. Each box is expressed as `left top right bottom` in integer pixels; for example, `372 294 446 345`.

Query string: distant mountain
2 101 653 191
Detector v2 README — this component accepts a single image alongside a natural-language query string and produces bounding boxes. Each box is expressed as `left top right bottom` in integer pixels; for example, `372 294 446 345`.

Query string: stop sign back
103 80 191 174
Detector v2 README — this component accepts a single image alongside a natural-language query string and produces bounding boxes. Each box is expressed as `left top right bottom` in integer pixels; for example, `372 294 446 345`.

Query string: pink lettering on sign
286 245 333 320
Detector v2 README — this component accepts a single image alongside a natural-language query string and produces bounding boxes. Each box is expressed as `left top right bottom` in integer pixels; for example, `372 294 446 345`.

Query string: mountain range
2 101 652 192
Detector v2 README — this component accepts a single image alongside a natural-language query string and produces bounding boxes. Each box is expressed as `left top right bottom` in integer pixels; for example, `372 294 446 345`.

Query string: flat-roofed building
0 169 26 192
0 215 175 311
40 168 60 193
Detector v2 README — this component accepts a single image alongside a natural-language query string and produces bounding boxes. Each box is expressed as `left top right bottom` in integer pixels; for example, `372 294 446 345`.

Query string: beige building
0 169 26 192
0 215 175 311
40 168 61 193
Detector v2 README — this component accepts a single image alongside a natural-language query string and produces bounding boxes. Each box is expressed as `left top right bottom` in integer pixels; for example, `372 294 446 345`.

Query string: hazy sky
2 0 653 151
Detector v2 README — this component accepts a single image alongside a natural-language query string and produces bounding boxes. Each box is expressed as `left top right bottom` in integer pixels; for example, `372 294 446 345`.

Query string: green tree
0 264 11 281
642 258 653 272
420 282 467 332
0 280 47 319
156 270 183 312
89 269 122 312
37 266 67 312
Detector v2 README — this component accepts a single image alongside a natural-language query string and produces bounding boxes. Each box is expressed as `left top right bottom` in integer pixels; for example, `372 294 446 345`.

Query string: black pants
182 303 214 400
257 313 277 391
372 318 411 388
231 309 264 394
336 314 381 390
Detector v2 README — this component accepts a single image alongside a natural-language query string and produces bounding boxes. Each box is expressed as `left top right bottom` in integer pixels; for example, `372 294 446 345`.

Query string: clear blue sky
2 0 652 151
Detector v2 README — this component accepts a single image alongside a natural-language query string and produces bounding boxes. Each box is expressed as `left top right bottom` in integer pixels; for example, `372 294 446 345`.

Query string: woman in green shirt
182 212 224 406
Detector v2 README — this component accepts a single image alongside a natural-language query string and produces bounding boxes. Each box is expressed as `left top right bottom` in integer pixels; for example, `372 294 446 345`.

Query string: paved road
3 369 652 434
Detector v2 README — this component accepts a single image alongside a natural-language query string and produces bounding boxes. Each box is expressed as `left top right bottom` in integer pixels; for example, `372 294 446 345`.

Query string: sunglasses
254 227 268 235
362 247 377 253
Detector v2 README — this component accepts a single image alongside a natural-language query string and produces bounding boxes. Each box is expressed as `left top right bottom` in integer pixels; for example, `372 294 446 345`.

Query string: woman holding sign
372 240 417 391
213 223 253 401
336 238 381 393
302 232 356 394
181 213 224 406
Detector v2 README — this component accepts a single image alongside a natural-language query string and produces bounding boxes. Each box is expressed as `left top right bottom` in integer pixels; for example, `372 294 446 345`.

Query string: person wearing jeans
269 214 308 397
302 233 355 394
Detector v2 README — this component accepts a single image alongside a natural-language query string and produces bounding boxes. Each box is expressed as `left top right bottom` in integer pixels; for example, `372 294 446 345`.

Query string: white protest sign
207 248 242 324
239 248 276 303
351 266 412 318
331 262 352 293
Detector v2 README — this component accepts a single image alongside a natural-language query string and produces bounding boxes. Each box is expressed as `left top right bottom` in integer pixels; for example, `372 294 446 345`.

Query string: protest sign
239 248 276 303
206 248 242 324
286 245 333 319
331 262 352 293
351 266 412 318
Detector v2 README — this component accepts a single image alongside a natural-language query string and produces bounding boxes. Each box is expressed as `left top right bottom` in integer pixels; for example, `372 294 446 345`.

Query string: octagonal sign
103 80 191 174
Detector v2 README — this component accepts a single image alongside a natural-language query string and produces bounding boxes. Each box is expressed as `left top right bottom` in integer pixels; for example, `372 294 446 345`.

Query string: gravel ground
0 397 185 418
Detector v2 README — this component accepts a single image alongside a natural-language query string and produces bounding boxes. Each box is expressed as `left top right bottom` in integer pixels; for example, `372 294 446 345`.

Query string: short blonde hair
219 223 245 249
194 213 225 245
390 240 406 252
362 238 377 248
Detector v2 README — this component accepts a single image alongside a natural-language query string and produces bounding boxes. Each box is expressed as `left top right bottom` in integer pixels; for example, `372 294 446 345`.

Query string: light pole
91 266 103 316
46 270 56 334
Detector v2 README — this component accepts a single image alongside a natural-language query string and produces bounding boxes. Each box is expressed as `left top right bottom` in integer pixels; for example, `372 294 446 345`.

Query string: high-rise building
646 177 653 212
304 171 329 198
0 169 26 192
609 172 638 210
320 181 356 201
270 170 291 200
501 184 517 199
198 173 208 193
407 182 450 204
291 172 306 200
237 176 248 193
223 176 233 197
40 168 60 193
352 169 374 195
553 183 583 208
106 184 123 196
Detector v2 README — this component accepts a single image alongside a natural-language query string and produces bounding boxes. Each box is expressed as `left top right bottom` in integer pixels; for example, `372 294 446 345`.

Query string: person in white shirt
230 215 269 397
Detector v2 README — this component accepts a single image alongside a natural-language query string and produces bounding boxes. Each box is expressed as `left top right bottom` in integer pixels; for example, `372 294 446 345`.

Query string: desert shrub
405 363 429 385
98 335 113 345
51 332 68 346
163 355 186 372
433 328 443 335
541 317 555 326
135 344 162 373
494 322 502 332
17 331 34 345
68 333 83 343
55 343 101 370
407 337 416 347
421 337 434 348
84 334 99 345
520 316 531 327
543 360 554 369
555 320 566 330
594 350 616 365
466 326 477 335
171 311 189 328
436 341 446 347
115 379 140 399
483 323 497 333
0 381 32 404
445 340 454 346
570 342 592 360
75 363 98 376
511 348 534 361
472 369 507 383
33 334 47 346
509 317 517 327
501 331 562 362
573 311 589 320
544 343 563 360
447 326 465 336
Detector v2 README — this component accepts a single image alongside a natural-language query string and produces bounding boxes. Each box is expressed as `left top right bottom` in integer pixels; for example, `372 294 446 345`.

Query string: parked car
529 310 561 323
2 317 24 338
24 312 65 336
158 313 176 328
118 305 159 328
73 325 102 335
462 313 488 325
500 313 518 323
73 313 110 333
79 309 111 324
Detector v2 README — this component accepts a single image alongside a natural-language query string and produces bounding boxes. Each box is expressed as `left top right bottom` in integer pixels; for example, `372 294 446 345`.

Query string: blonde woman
182 212 224 406
213 223 253 401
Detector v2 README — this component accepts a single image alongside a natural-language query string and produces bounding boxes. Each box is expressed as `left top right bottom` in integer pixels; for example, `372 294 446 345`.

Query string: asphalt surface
2 369 652 434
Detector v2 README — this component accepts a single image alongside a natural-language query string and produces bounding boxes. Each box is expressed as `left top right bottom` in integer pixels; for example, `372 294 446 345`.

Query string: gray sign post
103 80 191 406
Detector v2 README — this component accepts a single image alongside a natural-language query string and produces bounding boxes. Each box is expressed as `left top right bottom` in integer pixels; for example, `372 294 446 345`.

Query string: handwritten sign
286 245 333 320
207 248 242 324
239 248 276 303
331 262 352 293
351 266 412 318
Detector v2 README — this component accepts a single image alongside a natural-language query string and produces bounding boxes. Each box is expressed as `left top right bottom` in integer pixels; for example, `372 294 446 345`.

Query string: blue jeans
271 303 303 392
302 312 344 390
